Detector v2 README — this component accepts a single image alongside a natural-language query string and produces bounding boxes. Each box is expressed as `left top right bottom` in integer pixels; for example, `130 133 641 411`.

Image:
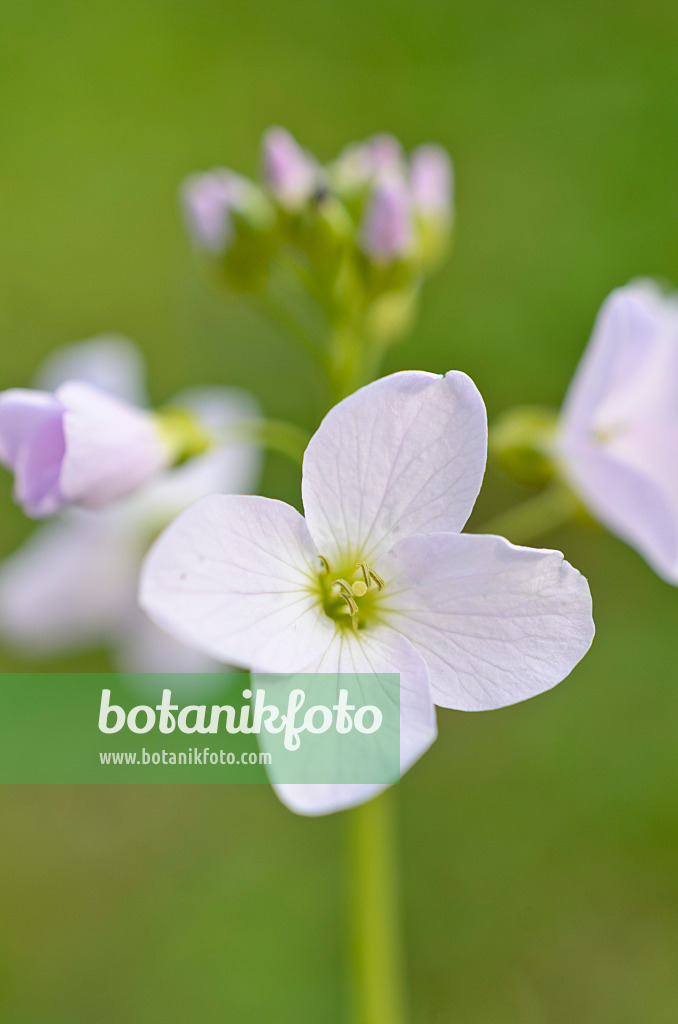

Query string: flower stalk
474 482 580 544
348 791 408 1024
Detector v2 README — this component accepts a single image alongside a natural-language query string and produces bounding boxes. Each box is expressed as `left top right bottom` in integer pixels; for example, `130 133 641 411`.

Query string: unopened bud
331 134 405 196
261 127 319 209
410 146 454 269
182 170 273 254
359 173 414 262
299 191 353 265
410 145 453 216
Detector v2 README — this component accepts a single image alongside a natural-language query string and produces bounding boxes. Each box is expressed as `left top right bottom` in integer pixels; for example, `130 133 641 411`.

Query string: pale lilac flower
0 338 261 671
558 281 678 583
261 127 319 209
360 173 414 261
0 376 172 519
141 371 594 815
410 144 454 217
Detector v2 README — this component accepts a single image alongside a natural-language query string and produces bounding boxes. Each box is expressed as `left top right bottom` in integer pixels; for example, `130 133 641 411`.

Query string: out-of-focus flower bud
261 127 320 210
182 169 276 290
182 170 237 253
299 189 353 268
411 145 453 216
182 170 274 252
359 172 414 263
410 145 454 269
330 134 405 198
489 406 559 487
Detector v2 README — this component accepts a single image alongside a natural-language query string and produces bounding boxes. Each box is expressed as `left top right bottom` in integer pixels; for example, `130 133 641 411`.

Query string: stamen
322 561 386 630
368 567 385 591
331 579 359 617
356 562 385 591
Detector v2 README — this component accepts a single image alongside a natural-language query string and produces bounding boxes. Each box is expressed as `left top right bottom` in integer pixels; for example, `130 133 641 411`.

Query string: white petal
302 370 487 564
560 282 670 436
560 282 678 581
35 335 148 405
270 626 436 816
140 494 336 671
378 532 594 711
106 387 262 540
57 382 170 508
0 512 135 655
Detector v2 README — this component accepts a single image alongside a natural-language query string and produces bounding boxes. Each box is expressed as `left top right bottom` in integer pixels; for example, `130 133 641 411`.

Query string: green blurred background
2 0 678 1020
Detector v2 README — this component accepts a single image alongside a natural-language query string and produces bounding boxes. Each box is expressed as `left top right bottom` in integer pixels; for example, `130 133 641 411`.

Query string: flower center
317 556 385 631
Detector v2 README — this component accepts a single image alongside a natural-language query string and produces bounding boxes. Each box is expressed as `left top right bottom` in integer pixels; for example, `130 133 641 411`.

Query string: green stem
473 483 579 544
256 292 331 377
221 418 310 467
328 326 388 402
348 791 408 1024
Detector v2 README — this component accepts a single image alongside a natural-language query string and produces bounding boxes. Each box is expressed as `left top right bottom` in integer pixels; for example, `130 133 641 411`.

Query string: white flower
140 370 594 815
558 281 678 583
0 338 261 672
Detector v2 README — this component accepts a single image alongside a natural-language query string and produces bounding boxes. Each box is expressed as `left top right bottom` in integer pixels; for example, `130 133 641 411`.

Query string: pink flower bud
360 174 414 260
261 127 319 208
410 145 453 216
332 134 405 193
181 170 249 253
366 134 404 173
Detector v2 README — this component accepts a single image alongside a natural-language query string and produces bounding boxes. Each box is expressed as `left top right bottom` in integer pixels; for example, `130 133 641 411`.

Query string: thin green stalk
256 292 331 377
327 326 387 402
348 791 408 1024
473 483 579 544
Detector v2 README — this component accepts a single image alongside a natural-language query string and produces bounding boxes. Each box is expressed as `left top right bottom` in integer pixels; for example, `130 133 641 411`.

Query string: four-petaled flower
141 370 594 815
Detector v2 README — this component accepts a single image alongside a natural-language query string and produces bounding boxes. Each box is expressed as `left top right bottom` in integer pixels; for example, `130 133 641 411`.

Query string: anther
318 555 331 574
356 562 385 591
369 568 385 590
331 579 359 617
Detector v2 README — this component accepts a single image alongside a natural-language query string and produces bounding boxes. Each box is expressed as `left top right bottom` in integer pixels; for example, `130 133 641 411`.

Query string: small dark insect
312 185 330 205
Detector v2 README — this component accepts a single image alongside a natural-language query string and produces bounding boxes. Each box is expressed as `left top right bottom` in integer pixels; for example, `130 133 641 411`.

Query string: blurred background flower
2 0 678 1021
558 281 678 584
0 337 261 671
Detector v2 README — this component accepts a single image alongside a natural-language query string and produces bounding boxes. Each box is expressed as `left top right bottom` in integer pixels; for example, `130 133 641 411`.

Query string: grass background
1 0 678 1020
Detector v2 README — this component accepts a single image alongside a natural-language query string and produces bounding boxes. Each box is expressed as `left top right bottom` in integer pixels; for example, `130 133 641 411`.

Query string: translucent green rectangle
0 672 400 785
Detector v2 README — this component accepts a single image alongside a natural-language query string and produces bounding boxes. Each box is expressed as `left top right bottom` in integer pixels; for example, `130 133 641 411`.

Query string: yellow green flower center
316 556 386 631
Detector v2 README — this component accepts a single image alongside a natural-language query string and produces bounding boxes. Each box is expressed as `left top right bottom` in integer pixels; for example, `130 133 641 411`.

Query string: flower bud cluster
182 128 454 345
